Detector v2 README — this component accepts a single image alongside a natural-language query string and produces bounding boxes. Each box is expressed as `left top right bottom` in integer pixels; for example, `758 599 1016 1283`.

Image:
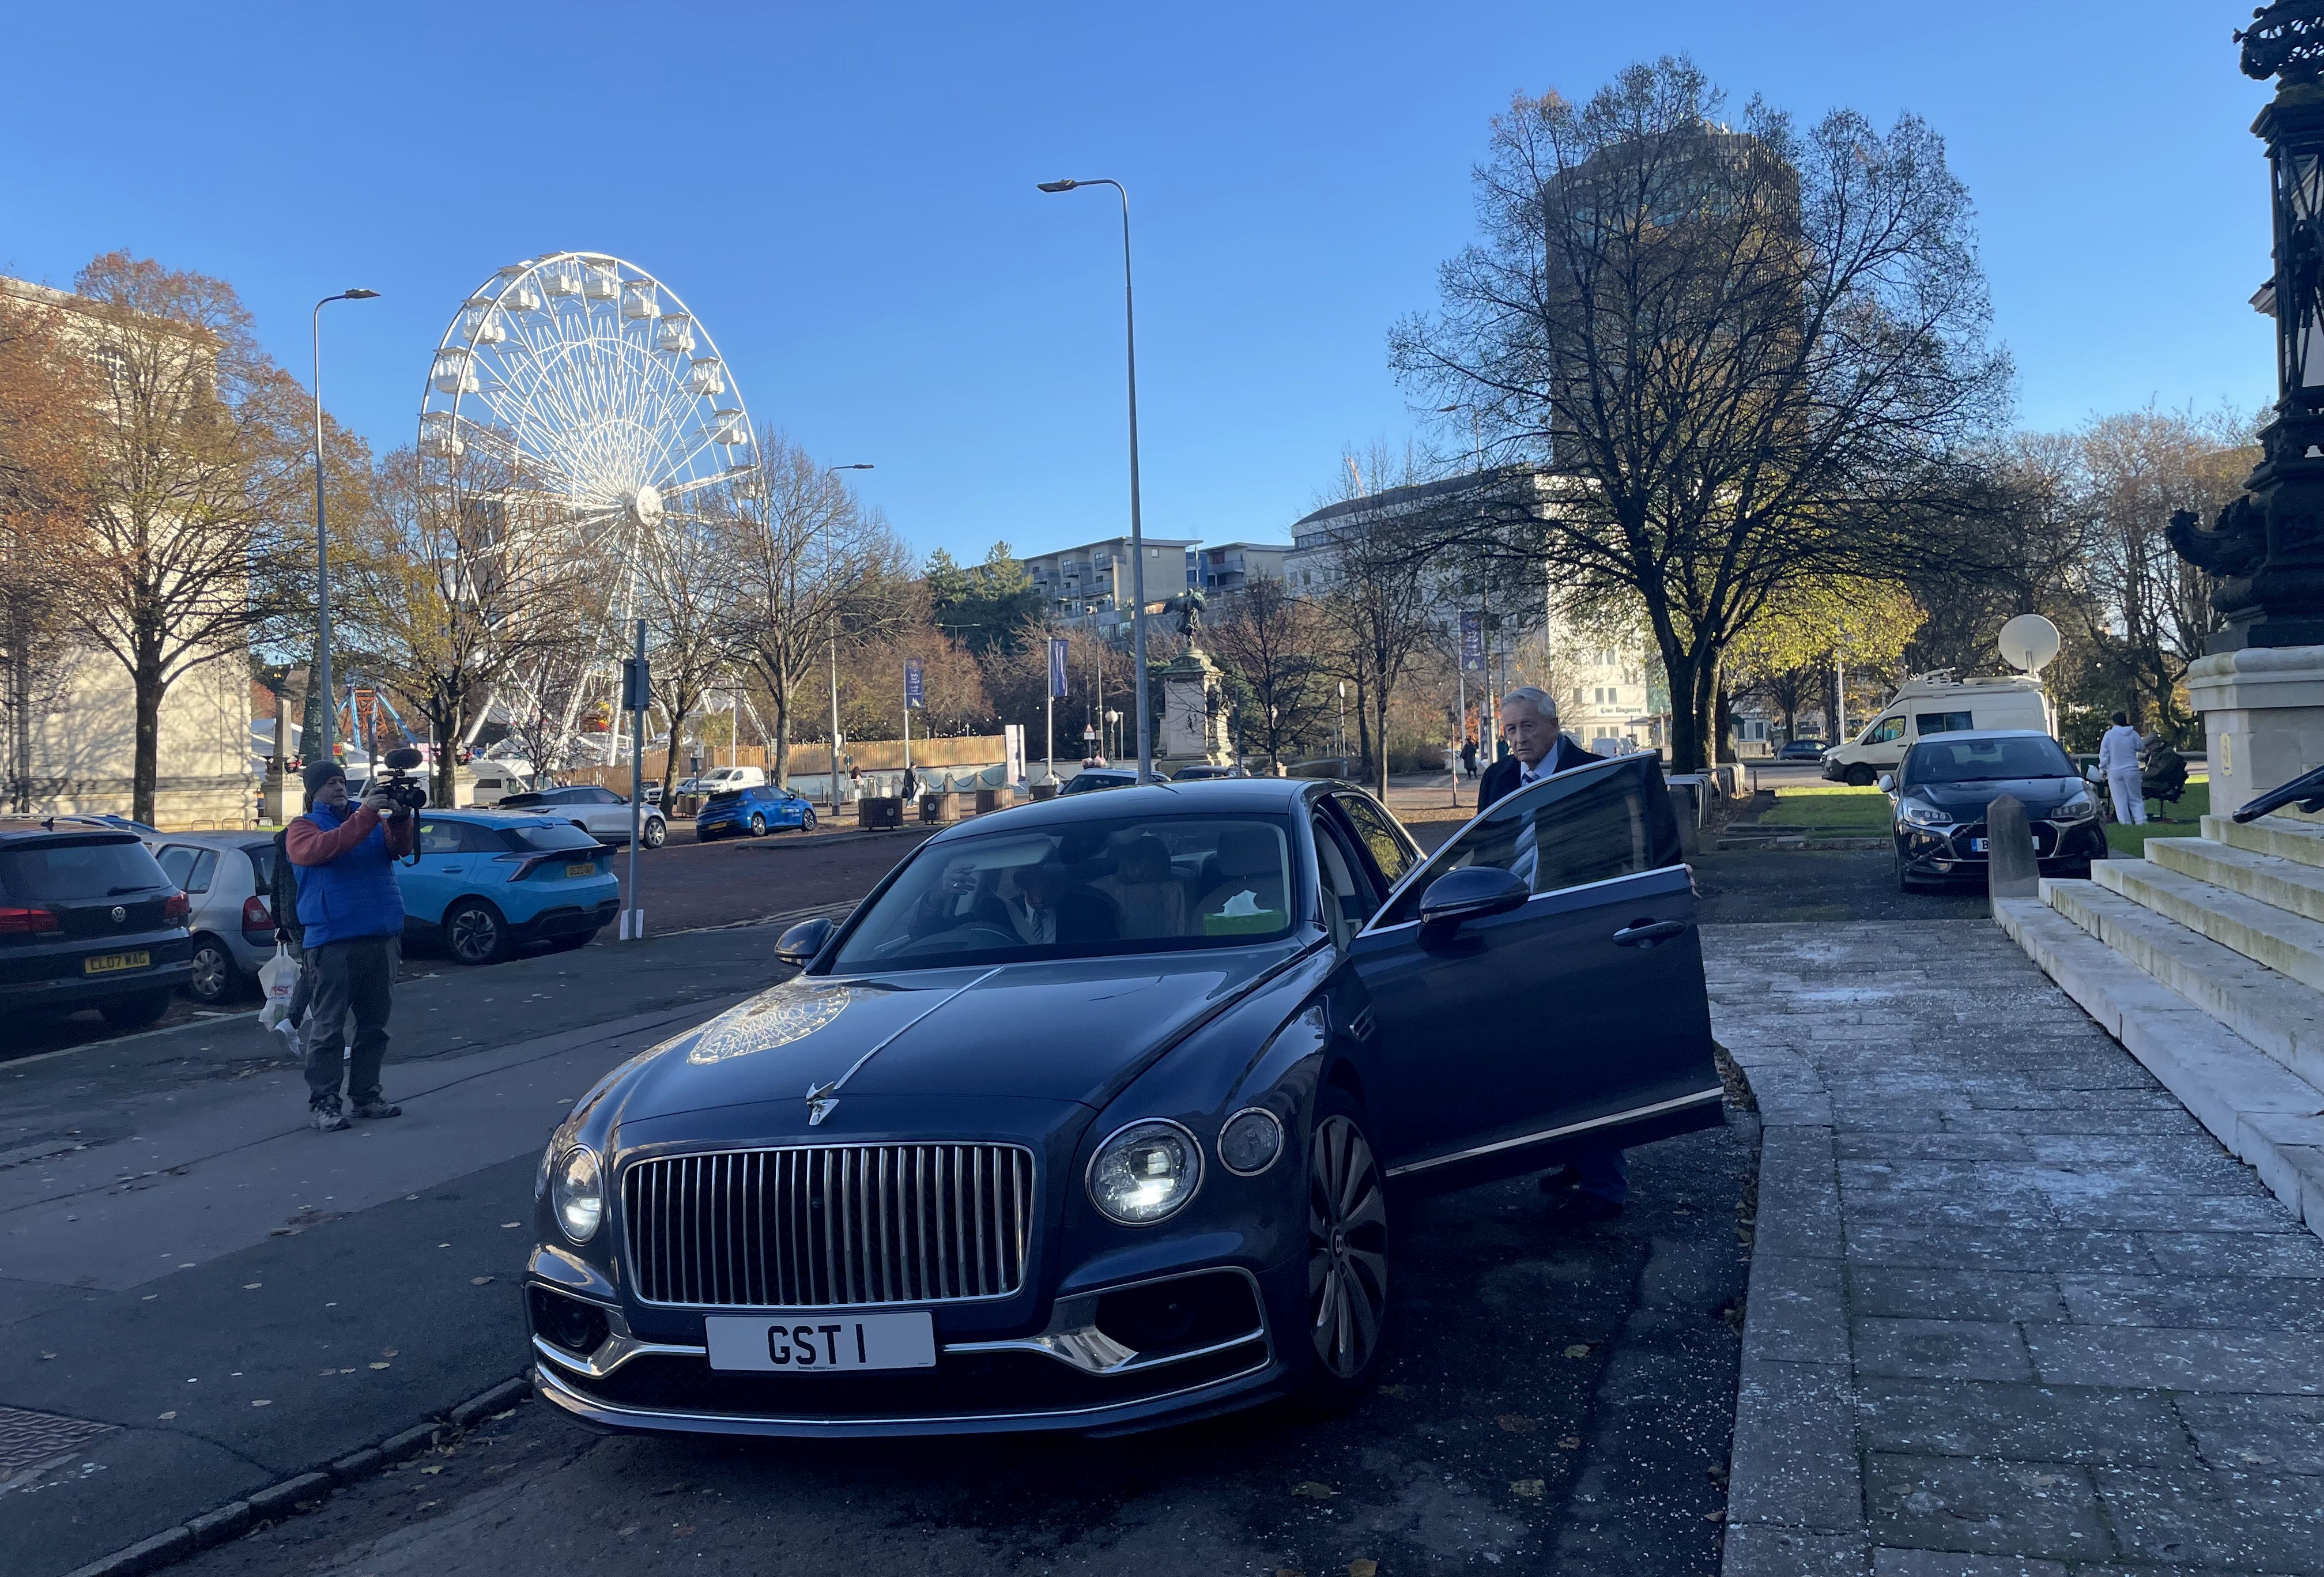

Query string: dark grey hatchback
1885 730 2107 892
0 824 191 1029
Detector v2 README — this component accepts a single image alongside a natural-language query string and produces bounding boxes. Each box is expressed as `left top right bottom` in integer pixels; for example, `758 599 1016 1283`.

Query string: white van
462 763 533 807
690 765 767 793
1822 673 2051 786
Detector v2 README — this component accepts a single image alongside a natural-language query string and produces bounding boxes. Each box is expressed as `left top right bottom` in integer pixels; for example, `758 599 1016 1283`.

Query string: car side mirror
776 915 834 967
1876 774 1895 793
1416 866 1530 934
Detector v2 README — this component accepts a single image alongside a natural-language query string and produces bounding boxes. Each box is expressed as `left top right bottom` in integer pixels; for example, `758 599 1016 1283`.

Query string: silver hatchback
152 832 282 1004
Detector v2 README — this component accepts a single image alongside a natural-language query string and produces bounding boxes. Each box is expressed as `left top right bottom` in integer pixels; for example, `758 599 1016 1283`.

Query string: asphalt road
7 798 1971 1577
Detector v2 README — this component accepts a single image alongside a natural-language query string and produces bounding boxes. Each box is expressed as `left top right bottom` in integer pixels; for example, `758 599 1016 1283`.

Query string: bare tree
0 295 96 810
1311 445 1444 795
58 253 318 821
725 432 913 784
337 447 585 806
1391 58 2009 771
1206 576 1334 774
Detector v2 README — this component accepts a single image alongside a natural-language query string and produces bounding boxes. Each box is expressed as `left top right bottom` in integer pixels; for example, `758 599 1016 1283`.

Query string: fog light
528 1285 610 1356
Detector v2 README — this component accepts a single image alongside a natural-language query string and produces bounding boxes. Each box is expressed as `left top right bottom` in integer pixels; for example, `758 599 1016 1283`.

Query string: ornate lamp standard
2171 3 2324 649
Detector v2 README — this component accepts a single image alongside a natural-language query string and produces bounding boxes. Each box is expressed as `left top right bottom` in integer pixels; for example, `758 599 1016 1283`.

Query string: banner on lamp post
1048 637 1069 699
904 658 924 710
1459 613 1485 673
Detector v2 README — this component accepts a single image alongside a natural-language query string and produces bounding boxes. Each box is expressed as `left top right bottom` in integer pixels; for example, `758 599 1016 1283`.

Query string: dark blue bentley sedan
526 759 1722 1437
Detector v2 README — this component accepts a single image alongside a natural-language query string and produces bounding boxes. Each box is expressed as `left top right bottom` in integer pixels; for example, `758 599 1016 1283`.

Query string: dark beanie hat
302 760 346 797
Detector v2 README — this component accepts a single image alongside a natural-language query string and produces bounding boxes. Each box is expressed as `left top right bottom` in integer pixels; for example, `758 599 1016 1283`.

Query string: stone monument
1157 591 1231 767
2171 2 2324 813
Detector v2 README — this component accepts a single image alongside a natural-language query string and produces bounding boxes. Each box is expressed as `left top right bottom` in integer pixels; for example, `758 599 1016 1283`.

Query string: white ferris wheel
417 251 756 757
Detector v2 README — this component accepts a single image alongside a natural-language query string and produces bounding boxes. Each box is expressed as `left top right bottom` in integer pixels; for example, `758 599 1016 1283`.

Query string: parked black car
0 823 191 1028
1774 739 1827 762
526 760 1723 1439
1885 730 2106 892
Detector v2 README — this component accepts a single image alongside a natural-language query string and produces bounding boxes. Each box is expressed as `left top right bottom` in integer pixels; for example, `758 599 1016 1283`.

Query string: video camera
370 746 429 812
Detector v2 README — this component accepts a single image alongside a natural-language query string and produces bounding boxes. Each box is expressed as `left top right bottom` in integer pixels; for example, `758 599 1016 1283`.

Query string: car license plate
704 1311 936 1373
82 949 151 975
565 862 596 878
1969 838 1989 853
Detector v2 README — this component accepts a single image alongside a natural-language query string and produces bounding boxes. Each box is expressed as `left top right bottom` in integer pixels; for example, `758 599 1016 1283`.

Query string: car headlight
1898 798 1953 828
1087 1119 1202 1225
1217 1107 1285 1176
2051 793 2096 822
552 1146 603 1243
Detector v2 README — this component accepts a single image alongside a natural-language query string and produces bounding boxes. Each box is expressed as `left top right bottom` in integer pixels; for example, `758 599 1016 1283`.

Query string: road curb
56 1374 530 1577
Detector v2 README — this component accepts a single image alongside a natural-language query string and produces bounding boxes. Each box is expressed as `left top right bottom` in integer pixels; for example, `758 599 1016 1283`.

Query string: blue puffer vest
293 803 405 947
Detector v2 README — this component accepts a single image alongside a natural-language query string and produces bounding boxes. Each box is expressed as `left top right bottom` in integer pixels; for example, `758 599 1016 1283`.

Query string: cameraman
285 761 415 1132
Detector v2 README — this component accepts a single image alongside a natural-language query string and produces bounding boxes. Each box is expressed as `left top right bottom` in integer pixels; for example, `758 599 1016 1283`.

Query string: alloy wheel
448 903 504 965
802 808 817 832
1307 1113 1388 1380
643 817 666 849
750 813 767 836
188 940 232 1003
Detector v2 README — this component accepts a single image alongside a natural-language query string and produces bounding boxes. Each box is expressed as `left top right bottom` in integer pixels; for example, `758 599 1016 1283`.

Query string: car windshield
500 822 600 852
0 838 169 900
1904 737 2074 784
833 813 1297 971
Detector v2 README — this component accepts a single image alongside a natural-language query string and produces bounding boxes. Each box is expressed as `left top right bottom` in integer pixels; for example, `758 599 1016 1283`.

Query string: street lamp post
1038 177 1151 781
310 289 379 762
825 464 874 810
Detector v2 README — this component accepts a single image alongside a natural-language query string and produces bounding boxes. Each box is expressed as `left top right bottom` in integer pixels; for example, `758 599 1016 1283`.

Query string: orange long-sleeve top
284 803 415 865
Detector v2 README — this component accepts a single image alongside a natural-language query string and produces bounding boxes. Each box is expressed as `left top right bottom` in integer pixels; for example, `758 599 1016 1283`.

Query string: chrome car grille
622 1144 1035 1309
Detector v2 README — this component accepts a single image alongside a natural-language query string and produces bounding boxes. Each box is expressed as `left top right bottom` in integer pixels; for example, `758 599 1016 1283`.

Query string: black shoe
349 1101 401 1120
311 1101 350 1133
1548 1191 1624 1225
1538 1167 1582 1194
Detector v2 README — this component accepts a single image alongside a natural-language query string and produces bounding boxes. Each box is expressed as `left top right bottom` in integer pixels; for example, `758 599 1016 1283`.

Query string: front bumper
1895 816 2107 878
526 1257 1291 1439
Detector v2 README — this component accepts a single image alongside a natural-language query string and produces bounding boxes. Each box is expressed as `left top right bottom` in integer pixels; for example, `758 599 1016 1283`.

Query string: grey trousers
302 935 398 1108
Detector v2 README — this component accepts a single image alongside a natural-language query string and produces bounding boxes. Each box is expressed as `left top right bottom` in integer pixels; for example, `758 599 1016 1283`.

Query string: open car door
1345 754 1723 1189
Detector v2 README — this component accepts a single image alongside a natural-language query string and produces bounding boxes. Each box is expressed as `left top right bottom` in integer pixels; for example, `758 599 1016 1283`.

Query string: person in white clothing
2098 711 2145 825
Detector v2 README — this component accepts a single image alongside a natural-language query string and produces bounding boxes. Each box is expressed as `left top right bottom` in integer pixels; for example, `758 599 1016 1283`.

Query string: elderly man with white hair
1477 686 1601 812
1471 686 1629 1222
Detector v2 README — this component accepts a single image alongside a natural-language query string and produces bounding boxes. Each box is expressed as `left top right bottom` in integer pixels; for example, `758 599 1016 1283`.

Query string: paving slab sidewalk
1708 920 2324 1576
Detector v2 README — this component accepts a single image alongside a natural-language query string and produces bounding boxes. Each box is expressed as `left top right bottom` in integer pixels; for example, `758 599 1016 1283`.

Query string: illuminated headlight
1898 798 1953 829
2051 793 2096 822
1087 1119 1202 1225
1217 1107 1285 1176
552 1146 603 1243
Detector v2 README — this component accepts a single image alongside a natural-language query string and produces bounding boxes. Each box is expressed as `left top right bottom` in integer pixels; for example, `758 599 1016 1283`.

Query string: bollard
1986 793 2039 908
1669 783 1700 858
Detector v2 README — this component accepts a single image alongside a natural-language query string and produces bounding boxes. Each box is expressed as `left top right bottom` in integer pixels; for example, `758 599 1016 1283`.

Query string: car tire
801 808 817 833
99 989 172 1031
643 817 666 850
750 813 768 837
186 935 239 1004
1295 1090 1390 1410
444 899 511 966
1844 765 1876 787
549 928 598 952
1895 846 1931 894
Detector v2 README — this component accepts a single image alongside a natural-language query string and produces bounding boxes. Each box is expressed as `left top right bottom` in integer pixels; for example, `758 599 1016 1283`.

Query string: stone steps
2040 878 2324 1093
1996 896 2324 1235
2148 833 2324 925
2208 810 2324 868
2092 855 2324 991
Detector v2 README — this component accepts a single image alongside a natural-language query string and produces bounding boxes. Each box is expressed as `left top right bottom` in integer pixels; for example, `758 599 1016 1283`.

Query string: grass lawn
2106 779 2208 857
1765 784 1895 836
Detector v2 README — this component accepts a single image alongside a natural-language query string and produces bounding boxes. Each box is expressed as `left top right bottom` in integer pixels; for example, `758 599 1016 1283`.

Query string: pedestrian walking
285 761 414 1132
2099 711 2145 826
900 764 919 803
1460 736 1478 779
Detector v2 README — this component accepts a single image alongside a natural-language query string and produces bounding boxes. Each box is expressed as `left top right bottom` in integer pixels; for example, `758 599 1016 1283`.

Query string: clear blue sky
0 2 2275 562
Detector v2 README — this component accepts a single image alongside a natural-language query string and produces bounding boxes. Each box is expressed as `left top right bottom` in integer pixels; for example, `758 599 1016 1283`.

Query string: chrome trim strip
534 1346 1274 1431
533 1331 706 1380
947 1264 1270 1375
1383 1086 1726 1178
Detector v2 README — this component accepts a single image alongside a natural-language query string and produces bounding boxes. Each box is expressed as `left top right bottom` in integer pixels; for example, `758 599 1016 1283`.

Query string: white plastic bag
257 945 298 1031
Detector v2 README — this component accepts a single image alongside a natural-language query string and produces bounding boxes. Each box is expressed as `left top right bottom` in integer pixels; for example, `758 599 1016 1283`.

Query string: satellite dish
1998 613 2061 677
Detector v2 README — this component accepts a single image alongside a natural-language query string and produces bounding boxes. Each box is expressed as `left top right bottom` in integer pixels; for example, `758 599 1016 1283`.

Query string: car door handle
1612 919 1689 948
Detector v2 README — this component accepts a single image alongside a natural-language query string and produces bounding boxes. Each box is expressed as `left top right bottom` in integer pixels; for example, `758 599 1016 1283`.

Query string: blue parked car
694 783 818 841
401 810 622 965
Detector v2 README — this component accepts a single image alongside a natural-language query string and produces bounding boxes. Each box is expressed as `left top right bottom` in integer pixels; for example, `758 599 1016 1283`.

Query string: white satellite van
1821 673 2051 786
